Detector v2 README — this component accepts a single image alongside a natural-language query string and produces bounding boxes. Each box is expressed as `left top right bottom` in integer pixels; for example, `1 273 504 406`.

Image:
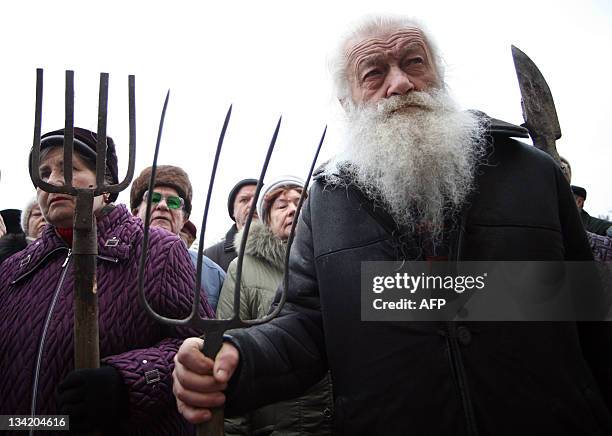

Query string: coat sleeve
102 237 211 425
223 197 328 415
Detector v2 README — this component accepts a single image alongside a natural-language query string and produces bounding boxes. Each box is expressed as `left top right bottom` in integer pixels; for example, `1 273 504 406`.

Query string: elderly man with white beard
172 16 612 435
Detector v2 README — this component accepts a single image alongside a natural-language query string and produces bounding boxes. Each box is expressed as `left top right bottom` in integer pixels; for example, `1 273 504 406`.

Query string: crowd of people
0 14 611 436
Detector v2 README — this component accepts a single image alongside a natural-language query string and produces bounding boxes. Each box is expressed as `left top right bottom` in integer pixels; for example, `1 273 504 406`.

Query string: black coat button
323 407 333 419
457 326 472 345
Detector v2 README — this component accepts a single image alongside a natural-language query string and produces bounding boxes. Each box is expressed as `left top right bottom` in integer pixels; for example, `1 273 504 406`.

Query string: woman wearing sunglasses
0 127 214 435
129 164 226 312
215 175 333 436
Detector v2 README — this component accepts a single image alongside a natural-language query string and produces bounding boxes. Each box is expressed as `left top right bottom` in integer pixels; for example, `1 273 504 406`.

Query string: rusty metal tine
63 70 74 186
103 75 136 193
30 69 70 194
248 125 326 326
233 116 282 320
96 73 109 189
195 104 232 317
30 69 45 189
138 91 190 326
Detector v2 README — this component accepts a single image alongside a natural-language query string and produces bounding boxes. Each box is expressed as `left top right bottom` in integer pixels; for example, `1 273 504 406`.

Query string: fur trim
233 222 286 270
130 165 193 216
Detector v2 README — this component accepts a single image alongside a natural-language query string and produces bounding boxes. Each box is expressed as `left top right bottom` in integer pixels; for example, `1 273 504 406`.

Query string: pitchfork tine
96 73 109 188
247 125 327 325
30 69 44 189
233 116 282 319
63 70 74 186
138 90 194 326
195 104 233 314
105 75 136 193
30 69 68 194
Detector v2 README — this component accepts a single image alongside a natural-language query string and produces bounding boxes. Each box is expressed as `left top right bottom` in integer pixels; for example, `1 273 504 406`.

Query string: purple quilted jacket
0 204 214 435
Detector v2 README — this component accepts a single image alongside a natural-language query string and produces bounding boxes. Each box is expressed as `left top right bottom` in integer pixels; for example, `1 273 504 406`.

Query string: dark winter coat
0 233 27 265
217 222 333 435
223 119 612 435
0 204 214 435
581 209 612 237
203 224 239 272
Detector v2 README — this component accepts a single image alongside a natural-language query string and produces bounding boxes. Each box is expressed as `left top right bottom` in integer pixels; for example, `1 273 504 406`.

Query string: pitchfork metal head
29 69 136 198
137 93 326 350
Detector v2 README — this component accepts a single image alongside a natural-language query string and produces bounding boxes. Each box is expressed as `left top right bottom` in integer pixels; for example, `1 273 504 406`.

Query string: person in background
571 185 612 237
0 208 27 264
204 178 258 271
216 175 333 435
559 155 572 183
181 220 198 248
21 197 46 242
130 165 225 312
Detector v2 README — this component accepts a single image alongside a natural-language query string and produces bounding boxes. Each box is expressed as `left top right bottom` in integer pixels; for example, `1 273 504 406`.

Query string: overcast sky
1 0 610 243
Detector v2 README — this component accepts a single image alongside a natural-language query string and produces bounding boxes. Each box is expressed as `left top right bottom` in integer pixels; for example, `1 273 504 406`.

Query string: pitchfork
138 92 326 436
30 69 136 372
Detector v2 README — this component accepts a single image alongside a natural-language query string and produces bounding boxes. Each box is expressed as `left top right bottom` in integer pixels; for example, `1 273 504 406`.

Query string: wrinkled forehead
345 27 435 74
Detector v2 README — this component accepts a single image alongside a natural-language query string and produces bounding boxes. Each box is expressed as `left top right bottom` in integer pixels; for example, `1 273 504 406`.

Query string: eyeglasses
143 190 185 210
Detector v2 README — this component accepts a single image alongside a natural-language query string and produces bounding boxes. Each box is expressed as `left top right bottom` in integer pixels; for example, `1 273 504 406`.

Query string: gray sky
1 0 610 243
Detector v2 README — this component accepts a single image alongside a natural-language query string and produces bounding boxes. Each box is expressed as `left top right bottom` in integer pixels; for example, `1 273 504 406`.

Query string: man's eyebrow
397 42 427 59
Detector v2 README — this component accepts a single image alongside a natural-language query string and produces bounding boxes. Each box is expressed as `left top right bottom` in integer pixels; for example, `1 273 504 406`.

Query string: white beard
326 89 487 242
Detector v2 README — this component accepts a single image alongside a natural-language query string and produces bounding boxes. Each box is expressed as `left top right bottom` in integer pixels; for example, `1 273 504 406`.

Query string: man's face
346 28 439 106
574 195 585 210
233 185 257 230
268 189 301 241
137 186 187 235
28 203 46 239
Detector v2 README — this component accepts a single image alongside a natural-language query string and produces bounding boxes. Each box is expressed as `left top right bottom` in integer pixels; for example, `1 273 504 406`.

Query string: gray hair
329 15 446 103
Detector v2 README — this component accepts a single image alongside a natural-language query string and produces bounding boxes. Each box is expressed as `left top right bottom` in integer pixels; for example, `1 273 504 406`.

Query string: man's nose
385 66 414 98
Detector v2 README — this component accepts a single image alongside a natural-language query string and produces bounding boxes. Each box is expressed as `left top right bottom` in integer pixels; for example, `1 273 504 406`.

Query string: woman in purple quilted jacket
0 127 214 435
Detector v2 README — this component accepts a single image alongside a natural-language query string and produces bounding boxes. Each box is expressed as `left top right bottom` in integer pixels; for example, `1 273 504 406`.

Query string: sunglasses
143 190 184 210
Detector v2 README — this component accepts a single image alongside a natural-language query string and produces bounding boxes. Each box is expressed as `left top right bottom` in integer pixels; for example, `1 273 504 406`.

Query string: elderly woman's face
37 147 106 228
268 189 301 241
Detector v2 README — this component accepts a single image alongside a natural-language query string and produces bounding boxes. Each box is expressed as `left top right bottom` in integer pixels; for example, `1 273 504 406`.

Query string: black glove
58 365 129 433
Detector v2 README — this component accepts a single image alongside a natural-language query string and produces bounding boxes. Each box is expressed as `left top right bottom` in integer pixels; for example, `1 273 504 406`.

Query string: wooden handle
196 407 224 436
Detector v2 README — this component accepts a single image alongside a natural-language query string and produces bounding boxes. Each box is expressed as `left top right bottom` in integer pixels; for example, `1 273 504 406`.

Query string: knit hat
571 185 587 199
20 197 39 236
256 175 304 224
29 127 120 202
130 165 193 216
227 178 258 221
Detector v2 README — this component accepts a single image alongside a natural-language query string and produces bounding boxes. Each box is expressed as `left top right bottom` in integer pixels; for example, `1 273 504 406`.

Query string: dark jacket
581 209 612 237
224 121 612 435
204 224 239 272
218 222 333 435
0 204 214 435
0 233 27 265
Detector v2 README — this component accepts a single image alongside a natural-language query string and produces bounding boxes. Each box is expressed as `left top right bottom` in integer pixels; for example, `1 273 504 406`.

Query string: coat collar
223 224 239 253
234 221 286 270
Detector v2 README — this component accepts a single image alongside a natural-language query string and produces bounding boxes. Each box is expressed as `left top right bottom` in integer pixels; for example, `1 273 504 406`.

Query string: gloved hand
58 365 129 433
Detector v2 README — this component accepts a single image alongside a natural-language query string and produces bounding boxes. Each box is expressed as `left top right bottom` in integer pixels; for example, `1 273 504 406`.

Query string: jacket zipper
29 249 72 432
